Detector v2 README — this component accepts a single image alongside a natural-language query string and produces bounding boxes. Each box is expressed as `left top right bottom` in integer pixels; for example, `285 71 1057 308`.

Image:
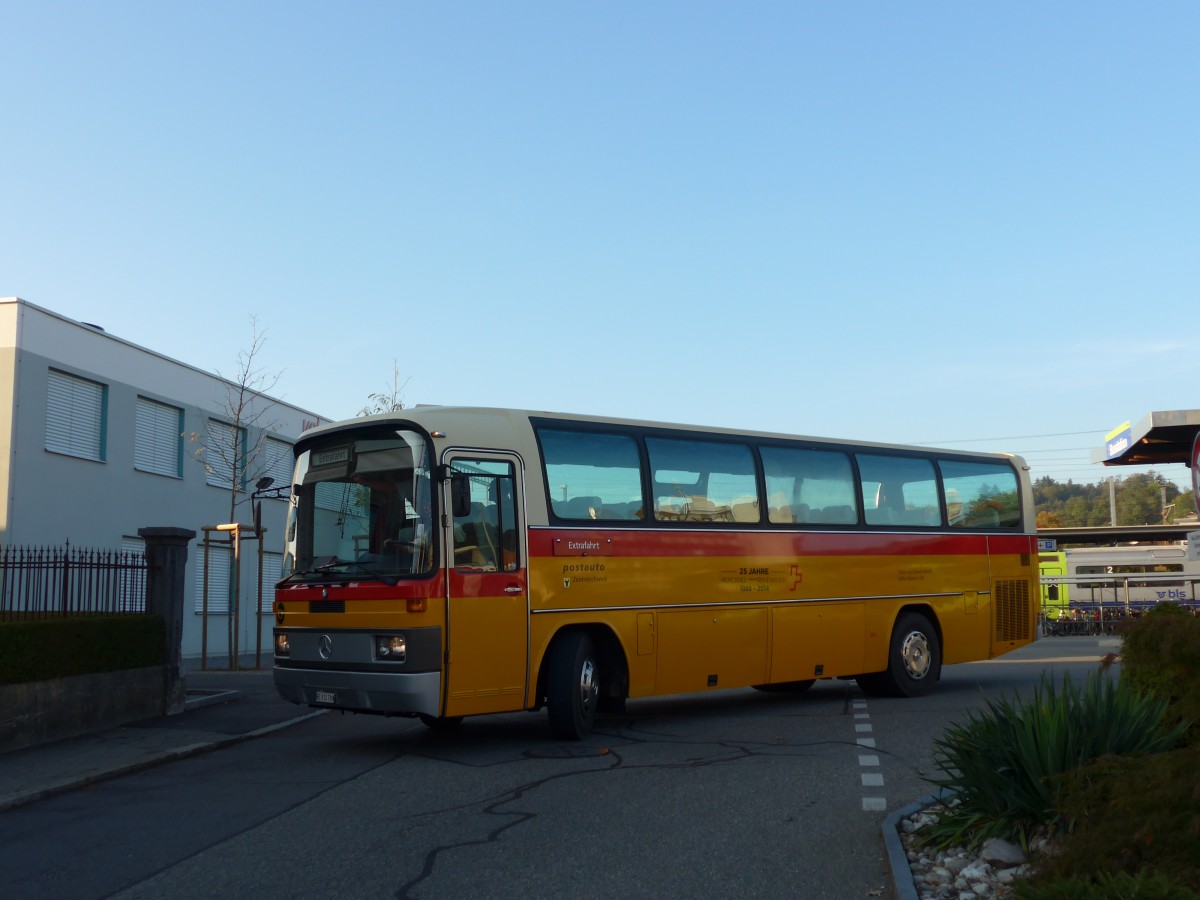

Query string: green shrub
922 671 1186 850
1119 604 1200 745
1016 870 1200 900
0 615 164 683
1025 745 1200 894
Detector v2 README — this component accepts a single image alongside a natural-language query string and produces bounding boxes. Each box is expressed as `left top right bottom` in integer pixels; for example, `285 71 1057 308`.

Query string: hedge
0 615 165 684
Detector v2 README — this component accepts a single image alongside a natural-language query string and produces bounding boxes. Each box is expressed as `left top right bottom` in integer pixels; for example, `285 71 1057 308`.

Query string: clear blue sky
3 2 1197 491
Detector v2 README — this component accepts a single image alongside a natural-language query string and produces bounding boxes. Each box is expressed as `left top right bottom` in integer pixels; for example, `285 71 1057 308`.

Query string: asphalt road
0 636 1112 900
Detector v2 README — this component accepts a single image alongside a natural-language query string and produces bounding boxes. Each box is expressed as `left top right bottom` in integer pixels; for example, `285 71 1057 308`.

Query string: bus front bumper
273 666 441 717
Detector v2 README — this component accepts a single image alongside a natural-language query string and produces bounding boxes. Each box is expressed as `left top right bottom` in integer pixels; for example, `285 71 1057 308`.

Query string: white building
0 297 329 667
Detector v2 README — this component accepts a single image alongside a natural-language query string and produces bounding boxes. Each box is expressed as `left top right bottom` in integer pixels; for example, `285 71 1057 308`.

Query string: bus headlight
274 633 290 657
375 634 406 661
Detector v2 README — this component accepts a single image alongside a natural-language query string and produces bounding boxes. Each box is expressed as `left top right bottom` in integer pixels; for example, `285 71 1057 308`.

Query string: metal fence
0 542 147 620
1040 600 1200 637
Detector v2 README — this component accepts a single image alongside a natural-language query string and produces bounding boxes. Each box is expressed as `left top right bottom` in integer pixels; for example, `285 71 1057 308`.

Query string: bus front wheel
547 632 599 740
856 612 941 698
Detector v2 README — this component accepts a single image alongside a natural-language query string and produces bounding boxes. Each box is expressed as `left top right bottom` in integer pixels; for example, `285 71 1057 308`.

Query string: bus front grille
310 600 346 613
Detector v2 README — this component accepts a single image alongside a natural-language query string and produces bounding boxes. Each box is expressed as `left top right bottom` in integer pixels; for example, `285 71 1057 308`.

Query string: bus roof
297 405 1028 466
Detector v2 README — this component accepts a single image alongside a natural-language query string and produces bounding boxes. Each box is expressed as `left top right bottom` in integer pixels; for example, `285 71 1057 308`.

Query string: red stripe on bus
276 576 446 603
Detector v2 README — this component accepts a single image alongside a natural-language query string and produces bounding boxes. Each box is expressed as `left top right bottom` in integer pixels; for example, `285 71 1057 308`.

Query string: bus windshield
281 429 434 583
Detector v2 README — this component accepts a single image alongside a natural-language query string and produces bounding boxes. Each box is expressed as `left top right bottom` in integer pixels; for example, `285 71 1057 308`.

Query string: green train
1038 550 1069 617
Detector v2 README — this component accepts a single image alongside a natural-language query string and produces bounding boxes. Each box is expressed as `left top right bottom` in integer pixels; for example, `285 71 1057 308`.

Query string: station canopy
1090 409 1200 469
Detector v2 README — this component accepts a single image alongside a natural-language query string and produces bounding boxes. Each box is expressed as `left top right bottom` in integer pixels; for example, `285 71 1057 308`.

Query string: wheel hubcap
900 631 931 680
579 658 597 713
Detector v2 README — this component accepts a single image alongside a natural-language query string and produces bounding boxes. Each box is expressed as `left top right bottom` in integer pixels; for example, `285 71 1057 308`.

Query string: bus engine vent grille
993 579 1032 642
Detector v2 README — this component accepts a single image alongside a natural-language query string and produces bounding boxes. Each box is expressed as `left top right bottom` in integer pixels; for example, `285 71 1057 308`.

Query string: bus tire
856 612 940 698
547 632 599 740
751 680 816 693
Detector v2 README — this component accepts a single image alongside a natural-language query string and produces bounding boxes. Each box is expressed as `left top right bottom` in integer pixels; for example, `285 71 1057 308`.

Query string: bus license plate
315 690 337 705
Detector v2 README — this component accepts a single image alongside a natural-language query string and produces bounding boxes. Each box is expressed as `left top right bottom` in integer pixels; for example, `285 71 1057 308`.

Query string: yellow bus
272 407 1039 739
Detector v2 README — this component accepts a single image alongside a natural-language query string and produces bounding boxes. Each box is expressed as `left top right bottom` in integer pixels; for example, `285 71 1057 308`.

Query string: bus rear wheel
547 632 599 740
856 612 941 698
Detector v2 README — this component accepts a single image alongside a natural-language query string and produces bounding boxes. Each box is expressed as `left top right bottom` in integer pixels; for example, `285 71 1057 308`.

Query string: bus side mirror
450 472 472 518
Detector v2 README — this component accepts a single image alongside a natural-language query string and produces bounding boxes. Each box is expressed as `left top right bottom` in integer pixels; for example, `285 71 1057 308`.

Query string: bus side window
452 461 519 572
454 501 496 570
939 459 1021 529
494 476 519 571
761 446 857 526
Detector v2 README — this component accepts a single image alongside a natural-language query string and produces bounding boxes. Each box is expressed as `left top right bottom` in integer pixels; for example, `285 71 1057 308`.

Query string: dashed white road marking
854 692 886 812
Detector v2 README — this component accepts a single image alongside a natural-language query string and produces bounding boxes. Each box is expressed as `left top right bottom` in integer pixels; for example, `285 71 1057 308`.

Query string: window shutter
194 541 232 614
256 552 283 614
46 370 106 461
205 420 243 489
263 437 294 489
135 397 183 477
120 536 147 613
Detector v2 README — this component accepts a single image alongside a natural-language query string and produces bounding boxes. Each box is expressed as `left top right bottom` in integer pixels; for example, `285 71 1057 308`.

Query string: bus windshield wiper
278 559 399 586
314 558 400 586
277 566 323 585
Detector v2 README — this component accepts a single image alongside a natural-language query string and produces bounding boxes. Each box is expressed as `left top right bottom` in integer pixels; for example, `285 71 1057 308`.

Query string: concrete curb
882 790 953 900
0 709 327 814
182 689 243 711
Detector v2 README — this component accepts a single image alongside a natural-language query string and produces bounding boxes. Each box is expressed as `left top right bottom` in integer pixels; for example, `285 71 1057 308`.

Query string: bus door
442 452 528 717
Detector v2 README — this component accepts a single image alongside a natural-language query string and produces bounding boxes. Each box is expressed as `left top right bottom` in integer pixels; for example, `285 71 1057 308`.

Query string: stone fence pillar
138 527 196 715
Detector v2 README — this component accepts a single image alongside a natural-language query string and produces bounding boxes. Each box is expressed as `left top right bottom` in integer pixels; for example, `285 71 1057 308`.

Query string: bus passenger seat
909 506 939 526
966 507 1000 527
684 497 718 521
731 497 760 523
821 505 856 524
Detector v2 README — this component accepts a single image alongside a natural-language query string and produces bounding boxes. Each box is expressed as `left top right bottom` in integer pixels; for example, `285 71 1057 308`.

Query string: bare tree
358 359 410 416
187 317 285 669
189 316 285 523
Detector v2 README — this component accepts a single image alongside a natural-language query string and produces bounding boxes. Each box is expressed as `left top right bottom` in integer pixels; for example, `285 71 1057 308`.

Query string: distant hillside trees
1034 471 1196 527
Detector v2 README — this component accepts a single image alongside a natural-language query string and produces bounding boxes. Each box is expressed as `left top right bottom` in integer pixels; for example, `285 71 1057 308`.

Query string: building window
135 397 184 477
46 369 107 461
256 551 283 614
120 536 147 613
195 540 231 614
262 437 294 491
204 419 246 490
194 541 277 614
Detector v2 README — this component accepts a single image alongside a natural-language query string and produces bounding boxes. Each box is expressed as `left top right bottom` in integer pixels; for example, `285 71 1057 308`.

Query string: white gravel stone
980 837 1027 867
898 801 1055 899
